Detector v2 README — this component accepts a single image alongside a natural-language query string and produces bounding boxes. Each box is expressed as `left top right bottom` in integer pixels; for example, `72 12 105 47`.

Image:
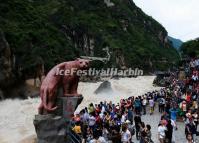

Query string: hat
125 120 130 123
187 113 192 118
116 105 120 110
114 114 117 119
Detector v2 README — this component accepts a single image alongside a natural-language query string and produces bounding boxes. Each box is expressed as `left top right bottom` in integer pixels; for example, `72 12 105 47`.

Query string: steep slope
0 0 179 76
168 36 183 51
180 38 199 57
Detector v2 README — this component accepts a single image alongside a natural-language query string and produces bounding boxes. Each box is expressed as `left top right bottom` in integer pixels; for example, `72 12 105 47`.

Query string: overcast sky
133 0 199 42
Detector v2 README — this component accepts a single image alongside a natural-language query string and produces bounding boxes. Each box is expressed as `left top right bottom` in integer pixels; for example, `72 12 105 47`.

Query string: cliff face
0 30 14 87
0 30 15 99
0 30 38 99
0 0 179 76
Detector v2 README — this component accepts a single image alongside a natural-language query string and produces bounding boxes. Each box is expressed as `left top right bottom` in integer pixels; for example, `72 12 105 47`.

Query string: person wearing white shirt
82 110 89 124
142 97 147 114
186 133 196 143
89 131 107 143
89 136 106 143
101 105 105 113
88 114 96 128
121 125 131 143
121 112 127 123
158 121 167 143
99 112 104 120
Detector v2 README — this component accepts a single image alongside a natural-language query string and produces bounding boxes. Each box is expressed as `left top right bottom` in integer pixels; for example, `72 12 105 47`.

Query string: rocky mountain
181 38 199 57
0 29 14 99
168 36 183 51
0 0 179 79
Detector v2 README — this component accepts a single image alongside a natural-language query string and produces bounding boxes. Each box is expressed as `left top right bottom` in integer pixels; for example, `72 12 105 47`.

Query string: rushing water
0 76 160 143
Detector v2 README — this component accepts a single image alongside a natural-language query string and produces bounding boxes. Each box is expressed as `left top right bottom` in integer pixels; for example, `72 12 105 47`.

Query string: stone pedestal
33 95 83 143
61 95 83 121
33 114 66 143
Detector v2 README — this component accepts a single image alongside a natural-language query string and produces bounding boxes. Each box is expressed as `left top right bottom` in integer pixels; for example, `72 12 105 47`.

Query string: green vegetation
180 39 199 58
0 0 179 74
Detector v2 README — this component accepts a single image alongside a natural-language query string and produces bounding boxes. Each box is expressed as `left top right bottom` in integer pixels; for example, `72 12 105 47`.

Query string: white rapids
0 76 160 143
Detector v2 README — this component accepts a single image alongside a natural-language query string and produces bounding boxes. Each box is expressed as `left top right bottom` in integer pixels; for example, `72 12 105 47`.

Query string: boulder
94 80 113 94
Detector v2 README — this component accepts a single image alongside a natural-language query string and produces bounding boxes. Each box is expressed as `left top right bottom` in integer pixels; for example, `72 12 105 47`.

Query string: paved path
131 104 199 143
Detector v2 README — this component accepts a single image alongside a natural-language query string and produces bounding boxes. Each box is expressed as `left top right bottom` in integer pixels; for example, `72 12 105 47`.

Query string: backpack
159 98 163 105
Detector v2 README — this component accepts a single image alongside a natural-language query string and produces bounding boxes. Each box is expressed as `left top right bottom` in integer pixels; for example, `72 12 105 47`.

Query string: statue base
33 114 66 143
34 95 83 143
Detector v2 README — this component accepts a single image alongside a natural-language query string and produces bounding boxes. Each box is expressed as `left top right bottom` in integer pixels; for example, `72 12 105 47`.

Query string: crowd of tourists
70 58 199 143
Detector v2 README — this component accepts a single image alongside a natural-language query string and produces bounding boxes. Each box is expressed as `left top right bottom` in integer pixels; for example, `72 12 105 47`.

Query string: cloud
133 0 199 41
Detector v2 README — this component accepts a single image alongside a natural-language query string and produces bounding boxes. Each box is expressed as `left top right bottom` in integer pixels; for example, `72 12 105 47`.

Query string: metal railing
68 127 82 143
67 121 82 143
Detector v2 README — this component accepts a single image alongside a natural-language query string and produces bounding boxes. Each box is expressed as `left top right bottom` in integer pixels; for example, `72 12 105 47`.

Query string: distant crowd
71 58 199 143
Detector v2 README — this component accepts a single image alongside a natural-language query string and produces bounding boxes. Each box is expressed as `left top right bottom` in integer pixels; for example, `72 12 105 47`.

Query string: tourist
88 103 95 114
102 125 109 141
109 126 121 143
121 124 131 143
81 109 89 124
86 127 93 142
72 121 82 135
121 111 127 124
134 113 142 140
161 112 169 121
125 120 135 136
180 100 187 118
89 130 106 143
158 120 167 143
140 124 153 143
169 107 178 123
145 124 153 143
161 97 165 113
127 107 134 124
142 96 147 115
134 97 141 115
158 97 163 113
165 99 171 115
185 118 197 139
149 97 154 115
88 112 96 131
192 110 199 130
139 122 146 143
165 120 173 143
186 133 196 143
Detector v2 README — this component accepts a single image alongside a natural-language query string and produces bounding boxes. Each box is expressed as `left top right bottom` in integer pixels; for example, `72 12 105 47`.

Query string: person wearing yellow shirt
72 122 82 134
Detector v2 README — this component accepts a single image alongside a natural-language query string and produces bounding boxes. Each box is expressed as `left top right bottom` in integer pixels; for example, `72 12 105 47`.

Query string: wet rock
94 80 113 94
